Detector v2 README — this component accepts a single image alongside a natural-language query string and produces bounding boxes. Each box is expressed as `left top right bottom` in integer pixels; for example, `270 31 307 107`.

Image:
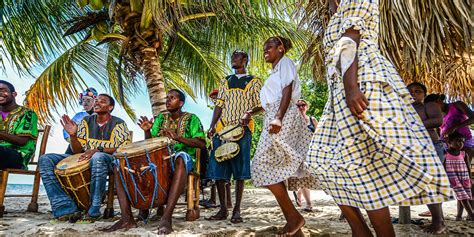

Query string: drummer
105 89 206 234
39 94 131 223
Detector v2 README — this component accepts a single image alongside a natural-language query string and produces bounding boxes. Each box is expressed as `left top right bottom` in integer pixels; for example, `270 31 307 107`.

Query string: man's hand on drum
78 149 97 162
161 128 179 141
138 116 153 131
61 115 78 135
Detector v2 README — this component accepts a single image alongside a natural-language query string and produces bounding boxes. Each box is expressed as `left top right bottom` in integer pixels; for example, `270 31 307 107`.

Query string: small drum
55 153 91 210
115 137 172 210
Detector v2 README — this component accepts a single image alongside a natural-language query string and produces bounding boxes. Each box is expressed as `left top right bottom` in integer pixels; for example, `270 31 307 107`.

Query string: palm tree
2 0 308 123
298 0 473 102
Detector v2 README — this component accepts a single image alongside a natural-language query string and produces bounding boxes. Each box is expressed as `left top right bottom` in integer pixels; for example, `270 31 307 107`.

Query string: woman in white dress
250 36 315 236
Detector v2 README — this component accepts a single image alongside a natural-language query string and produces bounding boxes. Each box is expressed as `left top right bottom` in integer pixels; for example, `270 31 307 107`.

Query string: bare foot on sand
277 213 305 236
157 218 173 235
102 219 137 232
455 216 462 221
423 221 446 235
206 209 228 220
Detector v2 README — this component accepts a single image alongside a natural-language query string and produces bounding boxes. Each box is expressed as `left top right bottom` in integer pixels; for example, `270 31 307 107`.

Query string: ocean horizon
5 184 46 195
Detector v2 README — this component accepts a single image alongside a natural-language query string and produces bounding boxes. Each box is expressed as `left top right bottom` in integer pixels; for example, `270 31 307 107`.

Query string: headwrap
79 87 98 105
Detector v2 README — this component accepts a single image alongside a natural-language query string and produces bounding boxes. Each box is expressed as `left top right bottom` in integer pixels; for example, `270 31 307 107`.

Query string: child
444 132 474 221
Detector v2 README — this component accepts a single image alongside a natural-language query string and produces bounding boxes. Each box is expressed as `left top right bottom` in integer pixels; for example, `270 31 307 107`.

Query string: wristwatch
98 146 104 152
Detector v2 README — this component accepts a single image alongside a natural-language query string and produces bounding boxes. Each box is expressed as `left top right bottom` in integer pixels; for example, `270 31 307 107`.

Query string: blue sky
3 65 214 183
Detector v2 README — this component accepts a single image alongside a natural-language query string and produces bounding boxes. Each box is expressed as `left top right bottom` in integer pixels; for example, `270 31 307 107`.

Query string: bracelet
245 111 252 117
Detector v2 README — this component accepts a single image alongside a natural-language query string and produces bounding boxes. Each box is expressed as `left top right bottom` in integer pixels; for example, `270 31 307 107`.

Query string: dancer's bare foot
157 218 173 235
206 209 228 220
277 213 305 236
102 219 137 232
423 221 446 235
455 216 462 221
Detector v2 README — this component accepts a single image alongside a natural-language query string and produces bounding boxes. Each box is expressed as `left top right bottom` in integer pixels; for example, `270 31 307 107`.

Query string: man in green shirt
105 89 206 234
0 80 38 170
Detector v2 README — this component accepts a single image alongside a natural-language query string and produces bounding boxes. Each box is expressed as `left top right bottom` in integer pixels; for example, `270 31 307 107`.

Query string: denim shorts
207 127 252 181
172 151 194 175
433 140 445 163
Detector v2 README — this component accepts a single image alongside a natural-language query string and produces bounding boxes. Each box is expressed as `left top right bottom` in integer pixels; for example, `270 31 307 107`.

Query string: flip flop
206 212 228 221
199 199 218 209
303 207 313 212
230 212 243 224
76 215 102 224
49 211 82 224
418 211 432 217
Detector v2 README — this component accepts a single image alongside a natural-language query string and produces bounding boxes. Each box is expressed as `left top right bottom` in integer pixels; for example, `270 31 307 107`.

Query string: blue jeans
207 127 252 181
39 152 113 218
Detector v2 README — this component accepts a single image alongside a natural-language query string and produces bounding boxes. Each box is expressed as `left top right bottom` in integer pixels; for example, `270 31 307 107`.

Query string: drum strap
117 149 170 224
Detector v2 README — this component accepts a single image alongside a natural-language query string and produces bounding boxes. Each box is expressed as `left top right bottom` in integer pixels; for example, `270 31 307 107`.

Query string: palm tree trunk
141 47 167 117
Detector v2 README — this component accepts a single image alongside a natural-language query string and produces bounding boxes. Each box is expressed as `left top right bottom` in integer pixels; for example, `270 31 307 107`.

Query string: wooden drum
54 153 91 210
115 137 172 210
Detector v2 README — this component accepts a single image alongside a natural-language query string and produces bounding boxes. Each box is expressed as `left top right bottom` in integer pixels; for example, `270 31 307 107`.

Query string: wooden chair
0 125 51 217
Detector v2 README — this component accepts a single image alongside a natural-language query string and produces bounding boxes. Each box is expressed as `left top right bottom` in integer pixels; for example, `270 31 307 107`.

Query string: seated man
106 89 206 234
39 94 131 222
63 88 97 154
0 80 38 170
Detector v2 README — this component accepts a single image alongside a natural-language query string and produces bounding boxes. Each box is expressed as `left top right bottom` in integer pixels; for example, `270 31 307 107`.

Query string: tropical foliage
2 0 309 123
298 0 473 103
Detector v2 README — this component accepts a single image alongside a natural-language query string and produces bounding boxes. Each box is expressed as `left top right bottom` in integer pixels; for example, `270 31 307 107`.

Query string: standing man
39 94 131 223
207 50 263 223
0 80 38 170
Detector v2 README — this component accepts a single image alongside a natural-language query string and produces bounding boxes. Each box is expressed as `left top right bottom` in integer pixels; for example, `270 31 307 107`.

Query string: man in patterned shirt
207 50 263 223
105 89 206 234
0 80 38 170
39 94 131 223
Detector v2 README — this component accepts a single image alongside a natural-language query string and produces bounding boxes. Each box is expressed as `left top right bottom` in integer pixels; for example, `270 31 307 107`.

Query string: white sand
0 189 473 236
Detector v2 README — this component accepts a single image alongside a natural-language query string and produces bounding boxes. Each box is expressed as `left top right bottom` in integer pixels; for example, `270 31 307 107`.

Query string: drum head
115 137 171 158
55 153 88 174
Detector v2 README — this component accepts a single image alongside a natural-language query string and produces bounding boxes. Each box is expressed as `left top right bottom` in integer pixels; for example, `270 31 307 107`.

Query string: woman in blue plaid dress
306 0 452 236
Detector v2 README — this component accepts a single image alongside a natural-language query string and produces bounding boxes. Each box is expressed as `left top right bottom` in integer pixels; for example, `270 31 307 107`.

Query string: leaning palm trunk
142 47 167 116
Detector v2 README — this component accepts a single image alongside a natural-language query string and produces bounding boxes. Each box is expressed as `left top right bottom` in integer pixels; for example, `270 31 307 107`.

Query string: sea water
5 184 46 195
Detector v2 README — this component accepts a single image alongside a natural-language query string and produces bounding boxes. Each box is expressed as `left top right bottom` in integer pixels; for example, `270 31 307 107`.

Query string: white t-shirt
259 56 301 110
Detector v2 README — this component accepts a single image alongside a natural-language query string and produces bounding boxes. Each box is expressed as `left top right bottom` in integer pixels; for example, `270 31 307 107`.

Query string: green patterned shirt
0 106 38 168
151 112 205 163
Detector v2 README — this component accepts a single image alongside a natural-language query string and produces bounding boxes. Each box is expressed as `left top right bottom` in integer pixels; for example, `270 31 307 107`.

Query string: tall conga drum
55 153 91 210
115 137 172 210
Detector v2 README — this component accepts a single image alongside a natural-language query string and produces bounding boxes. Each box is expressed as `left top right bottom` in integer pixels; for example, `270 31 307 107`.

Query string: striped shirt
215 74 262 133
76 114 131 151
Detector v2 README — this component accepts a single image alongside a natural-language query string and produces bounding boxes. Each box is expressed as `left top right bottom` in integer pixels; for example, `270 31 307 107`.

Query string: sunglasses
296 104 307 108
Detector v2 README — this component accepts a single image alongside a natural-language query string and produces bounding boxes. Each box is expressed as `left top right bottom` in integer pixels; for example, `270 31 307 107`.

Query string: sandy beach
0 189 473 236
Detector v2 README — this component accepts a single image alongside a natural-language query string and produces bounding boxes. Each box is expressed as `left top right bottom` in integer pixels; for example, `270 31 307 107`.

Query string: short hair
98 93 115 112
424 94 442 104
232 50 249 64
407 82 427 94
448 131 465 141
0 80 15 92
169 89 186 103
266 36 293 53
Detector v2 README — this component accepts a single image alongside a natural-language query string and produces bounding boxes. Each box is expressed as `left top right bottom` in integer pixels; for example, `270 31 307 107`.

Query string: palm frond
298 0 473 102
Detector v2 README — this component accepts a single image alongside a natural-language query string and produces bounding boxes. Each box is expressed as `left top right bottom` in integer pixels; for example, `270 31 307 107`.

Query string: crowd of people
1 0 474 236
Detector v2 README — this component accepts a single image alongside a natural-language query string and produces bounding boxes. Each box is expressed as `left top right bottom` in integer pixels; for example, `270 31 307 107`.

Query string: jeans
39 152 113 218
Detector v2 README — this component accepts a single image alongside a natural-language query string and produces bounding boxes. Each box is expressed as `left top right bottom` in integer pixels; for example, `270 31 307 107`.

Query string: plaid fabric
306 0 453 210
252 101 315 187
444 151 472 201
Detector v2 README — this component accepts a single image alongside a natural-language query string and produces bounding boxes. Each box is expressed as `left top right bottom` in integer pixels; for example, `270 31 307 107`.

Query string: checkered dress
306 0 453 210
252 102 316 187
